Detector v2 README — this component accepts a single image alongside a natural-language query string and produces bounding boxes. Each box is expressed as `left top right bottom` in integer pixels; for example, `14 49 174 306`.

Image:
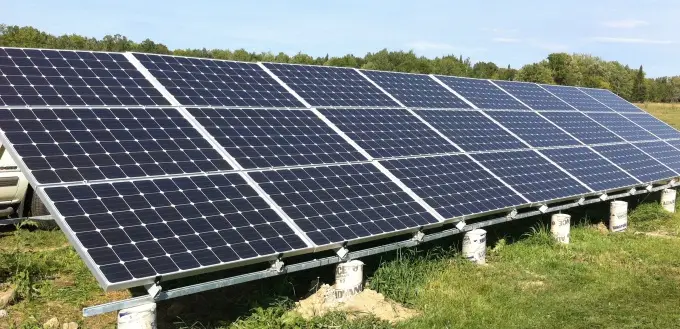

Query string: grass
2 102 680 328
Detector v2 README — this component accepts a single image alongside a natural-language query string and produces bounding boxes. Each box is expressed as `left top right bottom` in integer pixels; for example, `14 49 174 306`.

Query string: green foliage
516 61 555 84
632 65 648 102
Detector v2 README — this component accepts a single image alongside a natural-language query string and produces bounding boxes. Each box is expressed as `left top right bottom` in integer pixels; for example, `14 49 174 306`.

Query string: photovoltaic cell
132 53 303 108
539 111 624 145
188 108 365 169
250 164 439 246
484 111 581 147
540 147 639 192
435 76 529 110
380 155 526 219
0 48 169 106
263 63 399 107
539 84 612 112
493 81 574 111
578 88 644 113
416 109 528 152
44 173 308 286
471 150 590 202
360 70 471 108
593 143 676 183
621 113 680 140
633 141 680 172
0 107 231 184
585 112 659 142
319 108 460 158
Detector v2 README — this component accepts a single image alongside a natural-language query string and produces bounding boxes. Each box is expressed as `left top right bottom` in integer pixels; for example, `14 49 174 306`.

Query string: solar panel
262 63 399 107
380 155 526 219
578 88 644 113
540 147 639 192
633 141 680 172
493 81 575 111
319 108 461 158
249 163 439 246
132 53 303 108
585 112 659 142
592 143 677 182
435 76 529 110
484 111 581 147
0 48 170 106
621 113 680 140
0 107 231 184
44 173 308 288
539 84 612 112
187 108 365 169
360 70 471 108
415 109 528 151
539 111 624 145
470 150 590 202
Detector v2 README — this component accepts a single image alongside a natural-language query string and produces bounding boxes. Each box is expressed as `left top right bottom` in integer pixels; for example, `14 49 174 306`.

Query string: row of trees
1 24 678 103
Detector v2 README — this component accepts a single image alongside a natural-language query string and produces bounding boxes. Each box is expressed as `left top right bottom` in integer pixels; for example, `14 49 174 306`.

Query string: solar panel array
1 46 679 291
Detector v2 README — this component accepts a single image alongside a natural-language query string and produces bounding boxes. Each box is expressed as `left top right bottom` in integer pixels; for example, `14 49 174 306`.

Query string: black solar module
132 53 304 108
45 173 308 286
540 84 612 112
250 163 439 246
262 63 400 107
585 112 659 142
360 70 471 108
539 111 624 145
0 48 170 106
188 108 365 168
0 107 231 184
471 150 591 202
435 76 529 110
493 81 575 111
415 109 528 151
579 87 644 113
633 141 680 172
380 154 527 219
540 147 639 192
484 111 581 147
319 108 461 158
622 113 680 140
593 143 677 183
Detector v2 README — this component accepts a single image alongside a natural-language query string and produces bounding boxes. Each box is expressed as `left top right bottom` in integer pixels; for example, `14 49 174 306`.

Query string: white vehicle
0 143 50 223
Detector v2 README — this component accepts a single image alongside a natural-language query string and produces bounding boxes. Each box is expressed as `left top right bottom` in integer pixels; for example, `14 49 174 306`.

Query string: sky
2 0 678 77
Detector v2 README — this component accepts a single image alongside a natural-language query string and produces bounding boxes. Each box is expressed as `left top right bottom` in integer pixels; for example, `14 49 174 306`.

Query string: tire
29 191 57 230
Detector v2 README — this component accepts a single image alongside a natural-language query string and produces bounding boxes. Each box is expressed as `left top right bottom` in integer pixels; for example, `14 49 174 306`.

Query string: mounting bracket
538 204 549 213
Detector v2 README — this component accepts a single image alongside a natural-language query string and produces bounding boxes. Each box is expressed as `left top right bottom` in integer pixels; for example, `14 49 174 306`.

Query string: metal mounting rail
82 182 673 317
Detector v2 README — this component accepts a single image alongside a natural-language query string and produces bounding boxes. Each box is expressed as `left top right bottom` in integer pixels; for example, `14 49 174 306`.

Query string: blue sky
3 0 678 77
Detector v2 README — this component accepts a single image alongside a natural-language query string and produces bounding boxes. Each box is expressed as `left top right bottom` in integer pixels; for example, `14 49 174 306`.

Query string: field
1 103 680 328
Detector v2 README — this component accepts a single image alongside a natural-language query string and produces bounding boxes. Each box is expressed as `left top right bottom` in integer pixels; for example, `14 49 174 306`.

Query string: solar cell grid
263 63 399 107
250 163 439 246
493 81 574 111
415 109 528 152
133 53 303 108
539 111 624 145
0 48 169 106
360 70 471 108
633 141 680 172
585 112 659 142
593 143 677 183
319 108 461 158
44 173 308 286
435 76 529 110
0 107 231 184
188 108 365 169
484 111 581 147
471 150 591 202
539 84 612 112
380 154 527 219
541 147 639 192
578 88 644 113
622 113 680 140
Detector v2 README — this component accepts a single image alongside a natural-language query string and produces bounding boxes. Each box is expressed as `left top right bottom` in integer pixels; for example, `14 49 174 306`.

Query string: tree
632 65 648 102
516 62 554 84
547 53 581 85
472 62 498 79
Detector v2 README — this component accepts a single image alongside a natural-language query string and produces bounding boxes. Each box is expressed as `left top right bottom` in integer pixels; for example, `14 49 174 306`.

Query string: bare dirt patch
292 284 419 323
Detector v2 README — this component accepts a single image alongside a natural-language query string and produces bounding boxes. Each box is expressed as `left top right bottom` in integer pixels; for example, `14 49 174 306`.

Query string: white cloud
492 37 521 43
591 37 674 44
406 41 487 54
601 19 650 29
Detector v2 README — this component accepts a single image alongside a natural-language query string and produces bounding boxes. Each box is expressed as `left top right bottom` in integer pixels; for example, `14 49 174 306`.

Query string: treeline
1 24 679 103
